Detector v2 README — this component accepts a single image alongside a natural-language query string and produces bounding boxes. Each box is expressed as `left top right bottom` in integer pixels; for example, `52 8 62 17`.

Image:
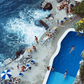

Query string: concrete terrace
0 0 82 84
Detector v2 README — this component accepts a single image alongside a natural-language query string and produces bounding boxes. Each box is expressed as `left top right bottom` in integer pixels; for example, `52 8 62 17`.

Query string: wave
0 0 50 66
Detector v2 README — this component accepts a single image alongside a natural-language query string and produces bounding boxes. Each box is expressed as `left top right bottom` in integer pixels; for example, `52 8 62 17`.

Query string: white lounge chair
4 58 12 65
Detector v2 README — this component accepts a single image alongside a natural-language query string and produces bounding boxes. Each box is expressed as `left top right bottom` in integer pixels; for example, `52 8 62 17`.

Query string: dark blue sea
0 0 50 66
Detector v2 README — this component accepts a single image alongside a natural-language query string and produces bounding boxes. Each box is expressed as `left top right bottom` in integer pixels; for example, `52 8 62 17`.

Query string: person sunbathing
8 80 14 84
57 4 64 10
16 78 21 83
65 4 68 10
21 66 26 71
62 1 67 6
26 48 32 53
46 32 52 37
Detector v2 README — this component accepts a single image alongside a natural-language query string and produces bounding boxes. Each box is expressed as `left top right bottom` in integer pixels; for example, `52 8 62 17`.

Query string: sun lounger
30 60 38 66
7 82 11 84
15 54 23 62
60 20 65 27
19 73 24 77
26 55 32 59
7 83 11 84
40 40 45 44
19 54 32 64
4 58 12 65
53 27 59 34
56 20 60 26
40 36 50 45
25 64 31 70
64 17 69 22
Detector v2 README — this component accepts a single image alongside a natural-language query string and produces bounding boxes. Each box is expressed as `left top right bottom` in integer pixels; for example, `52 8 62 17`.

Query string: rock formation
43 3 52 10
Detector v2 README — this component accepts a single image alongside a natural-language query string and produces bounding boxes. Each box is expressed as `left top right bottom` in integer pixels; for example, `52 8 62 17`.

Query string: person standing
47 66 50 70
52 67 54 72
32 46 37 51
35 36 38 44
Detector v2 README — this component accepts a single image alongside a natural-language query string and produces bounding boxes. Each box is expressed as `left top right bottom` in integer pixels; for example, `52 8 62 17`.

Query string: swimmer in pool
63 70 67 80
69 45 75 53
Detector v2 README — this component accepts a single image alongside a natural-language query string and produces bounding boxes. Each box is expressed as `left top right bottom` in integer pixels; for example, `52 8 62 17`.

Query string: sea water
0 0 50 66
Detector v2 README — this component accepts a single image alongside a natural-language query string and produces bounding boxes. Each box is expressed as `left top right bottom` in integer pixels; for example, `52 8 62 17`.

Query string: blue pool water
47 31 83 84
47 72 75 84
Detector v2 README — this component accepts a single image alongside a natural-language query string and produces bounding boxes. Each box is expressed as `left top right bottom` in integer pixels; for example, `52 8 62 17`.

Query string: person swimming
63 70 67 80
69 45 75 53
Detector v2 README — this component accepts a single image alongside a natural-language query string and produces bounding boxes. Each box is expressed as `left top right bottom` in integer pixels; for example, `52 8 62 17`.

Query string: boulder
34 19 43 27
39 19 49 30
43 3 52 10
16 49 23 58
81 50 84 59
46 14 54 19
80 60 84 66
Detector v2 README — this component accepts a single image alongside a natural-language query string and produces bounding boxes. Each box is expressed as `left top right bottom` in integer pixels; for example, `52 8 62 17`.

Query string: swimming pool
46 31 83 84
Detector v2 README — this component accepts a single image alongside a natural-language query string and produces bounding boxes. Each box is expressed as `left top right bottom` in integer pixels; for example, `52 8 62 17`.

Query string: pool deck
0 0 82 84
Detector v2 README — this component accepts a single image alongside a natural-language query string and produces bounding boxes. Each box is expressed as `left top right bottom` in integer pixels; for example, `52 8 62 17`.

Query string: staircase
41 1 47 8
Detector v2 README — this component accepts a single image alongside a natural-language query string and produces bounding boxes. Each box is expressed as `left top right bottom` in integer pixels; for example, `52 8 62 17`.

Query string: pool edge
43 28 75 84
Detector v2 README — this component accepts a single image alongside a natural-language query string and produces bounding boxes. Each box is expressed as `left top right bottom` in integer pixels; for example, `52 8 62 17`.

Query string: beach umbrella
1 70 12 80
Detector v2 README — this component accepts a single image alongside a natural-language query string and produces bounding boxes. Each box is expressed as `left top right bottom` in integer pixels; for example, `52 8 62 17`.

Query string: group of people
8 77 21 84
75 1 80 6
47 66 67 80
57 0 75 16
70 4 74 12
25 36 38 53
65 3 74 16
47 66 54 72
20 65 31 72
57 0 69 10
46 27 59 39
46 29 52 38
26 36 38 53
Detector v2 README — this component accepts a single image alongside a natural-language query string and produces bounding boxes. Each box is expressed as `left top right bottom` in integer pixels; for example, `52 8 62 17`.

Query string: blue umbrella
1 70 12 80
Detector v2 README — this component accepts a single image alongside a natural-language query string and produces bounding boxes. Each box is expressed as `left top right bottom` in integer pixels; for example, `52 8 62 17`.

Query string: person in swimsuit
32 46 36 51
69 45 75 53
52 67 54 72
35 36 38 44
47 66 50 70
63 71 67 80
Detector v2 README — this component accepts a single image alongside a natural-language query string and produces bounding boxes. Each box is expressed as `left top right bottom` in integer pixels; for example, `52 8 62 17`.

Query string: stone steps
41 1 47 8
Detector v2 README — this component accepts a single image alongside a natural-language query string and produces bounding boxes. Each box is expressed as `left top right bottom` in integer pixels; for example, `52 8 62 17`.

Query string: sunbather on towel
57 4 64 10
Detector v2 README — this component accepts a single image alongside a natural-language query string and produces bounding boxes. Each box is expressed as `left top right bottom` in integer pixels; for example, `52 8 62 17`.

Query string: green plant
72 0 84 18
74 18 84 36
78 80 80 84
80 65 84 83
